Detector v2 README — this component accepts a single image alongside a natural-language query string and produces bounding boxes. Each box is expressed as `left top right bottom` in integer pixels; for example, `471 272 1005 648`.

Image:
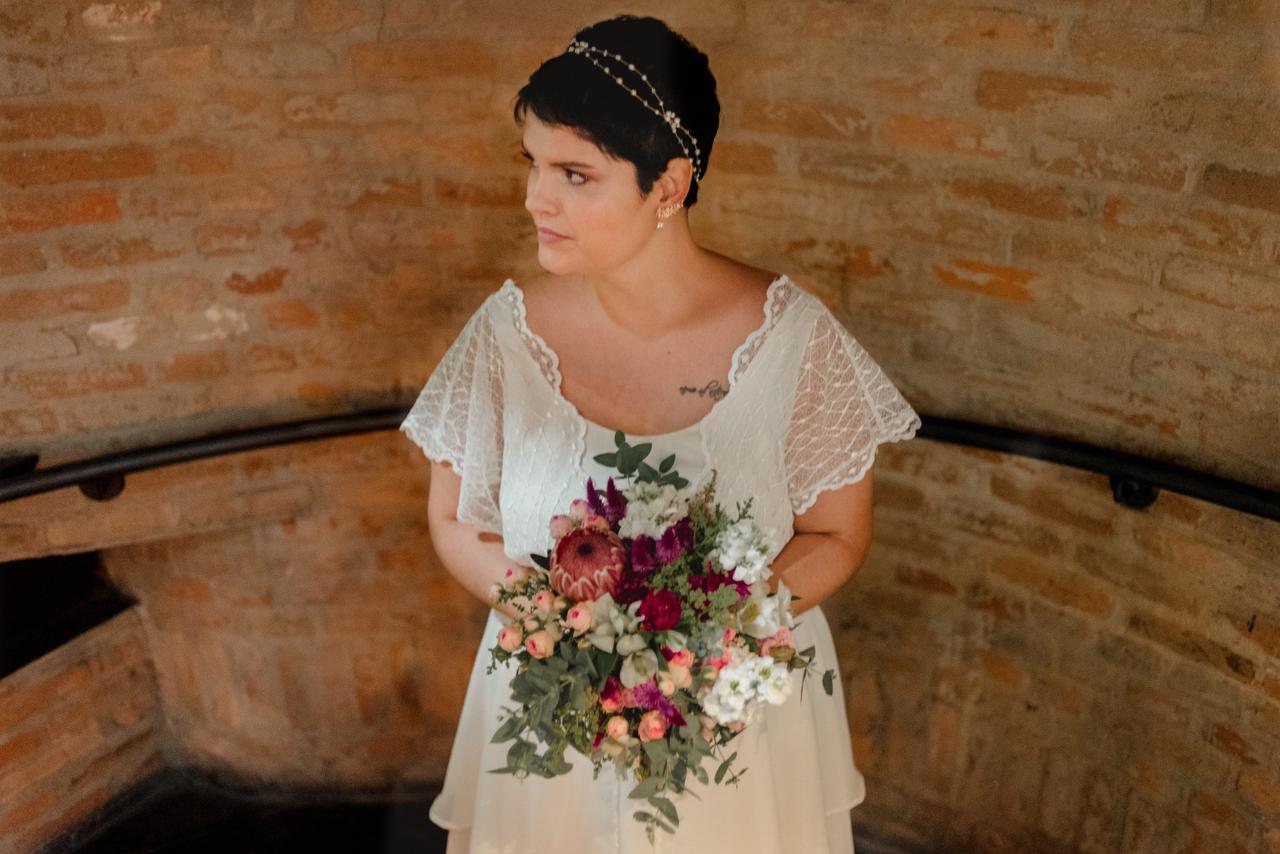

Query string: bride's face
520 114 659 276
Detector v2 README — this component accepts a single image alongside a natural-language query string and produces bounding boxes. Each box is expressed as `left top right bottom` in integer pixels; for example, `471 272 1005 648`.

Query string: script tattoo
678 379 728 401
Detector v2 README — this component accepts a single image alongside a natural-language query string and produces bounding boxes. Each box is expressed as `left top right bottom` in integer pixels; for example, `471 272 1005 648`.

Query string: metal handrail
1 409 1276 522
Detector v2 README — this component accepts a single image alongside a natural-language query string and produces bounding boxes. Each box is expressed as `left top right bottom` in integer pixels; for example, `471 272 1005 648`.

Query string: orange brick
351 40 498 81
931 258 1038 300
265 298 319 329
226 265 288 294
882 113 1007 159
0 102 106 143
171 138 235 175
195 221 261 256
0 188 120 234
0 242 47 275
4 361 147 399
0 53 48 98
1200 163 1280 215
0 277 129 322
59 234 182 269
975 69 1117 113
160 351 230 383
0 143 156 187
947 175 1085 221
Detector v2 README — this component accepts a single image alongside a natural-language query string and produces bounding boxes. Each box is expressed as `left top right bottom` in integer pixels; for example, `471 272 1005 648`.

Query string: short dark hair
512 15 720 207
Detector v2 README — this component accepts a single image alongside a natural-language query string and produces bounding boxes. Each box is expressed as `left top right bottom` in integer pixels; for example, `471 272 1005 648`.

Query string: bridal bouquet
484 431 835 842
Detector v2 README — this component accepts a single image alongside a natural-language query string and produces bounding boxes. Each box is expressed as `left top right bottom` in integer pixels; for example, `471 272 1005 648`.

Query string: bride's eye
563 168 587 185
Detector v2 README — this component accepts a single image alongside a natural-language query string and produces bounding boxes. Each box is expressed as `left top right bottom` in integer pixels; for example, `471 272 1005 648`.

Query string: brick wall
2 1 1278 851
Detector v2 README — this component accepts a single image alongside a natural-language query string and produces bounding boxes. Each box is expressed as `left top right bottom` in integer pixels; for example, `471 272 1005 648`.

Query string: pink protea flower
549 525 627 602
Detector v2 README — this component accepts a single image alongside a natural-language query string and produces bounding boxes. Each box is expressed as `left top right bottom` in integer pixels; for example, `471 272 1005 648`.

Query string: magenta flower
637 588 682 631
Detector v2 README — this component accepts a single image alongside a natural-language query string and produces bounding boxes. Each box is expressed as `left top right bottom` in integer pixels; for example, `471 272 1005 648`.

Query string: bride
400 14 921 853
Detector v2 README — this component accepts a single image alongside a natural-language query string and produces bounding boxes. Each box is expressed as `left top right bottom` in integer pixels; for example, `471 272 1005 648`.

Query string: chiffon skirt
429 604 865 854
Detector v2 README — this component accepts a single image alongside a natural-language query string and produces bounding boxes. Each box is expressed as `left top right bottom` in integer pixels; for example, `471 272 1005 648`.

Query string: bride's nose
524 172 557 218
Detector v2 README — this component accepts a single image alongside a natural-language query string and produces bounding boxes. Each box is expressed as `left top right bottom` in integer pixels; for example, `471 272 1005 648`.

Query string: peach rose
503 564 533 585
497 624 524 653
524 630 555 659
637 710 668 741
565 602 594 634
657 672 676 697
667 663 693 689
667 649 695 668
605 715 630 740
549 514 575 540
532 589 555 613
760 626 794 657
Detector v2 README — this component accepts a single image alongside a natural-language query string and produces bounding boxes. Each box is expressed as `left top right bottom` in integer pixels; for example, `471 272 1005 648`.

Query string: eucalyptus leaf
651 796 679 827
615 430 626 448
659 453 675 472
822 668 835 695
593 451 618 467
628 776 659 800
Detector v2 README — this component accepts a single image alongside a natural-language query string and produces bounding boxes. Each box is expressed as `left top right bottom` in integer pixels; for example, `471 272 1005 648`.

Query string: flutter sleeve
398 301 505 535
783 307 922 516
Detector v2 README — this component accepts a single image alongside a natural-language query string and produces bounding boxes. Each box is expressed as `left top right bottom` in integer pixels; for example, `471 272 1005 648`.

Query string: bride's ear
655 157 693 208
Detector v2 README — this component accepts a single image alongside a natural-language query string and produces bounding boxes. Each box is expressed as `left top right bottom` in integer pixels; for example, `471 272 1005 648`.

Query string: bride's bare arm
425 459 526 623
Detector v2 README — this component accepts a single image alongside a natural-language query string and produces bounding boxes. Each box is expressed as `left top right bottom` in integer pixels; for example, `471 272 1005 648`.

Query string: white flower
618 482 690 540
701 644 796 725
739 579 795 638
709 520 777 584
621 648 659 687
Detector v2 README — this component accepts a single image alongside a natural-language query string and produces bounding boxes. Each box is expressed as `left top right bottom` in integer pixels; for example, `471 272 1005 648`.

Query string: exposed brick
0 188 121 234
264 298 319 329
1125 609 1257 684
737 97 872 142
283 219 328 252
0 277 129 322
0 143 156 188
882 113 1008 158
975 69 1118 113
931 258 1038 300
1030 136 1190 191
219 42 337 78
160 350 230 383
710 139 779 175
194 221 261 256
947 175 1086 221
350 40 498 81
0 102 106 143
0 242 47 276
1199 163 1280 214
5 360 147 398
54 49 131 90
170 138 235 175
59 233 183 269
226 265 288 294
0 53 50 97
133 44 215 78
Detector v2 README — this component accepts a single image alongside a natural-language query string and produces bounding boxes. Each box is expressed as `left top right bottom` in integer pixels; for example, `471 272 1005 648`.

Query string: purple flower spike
585 477 608 519
604 477 628 526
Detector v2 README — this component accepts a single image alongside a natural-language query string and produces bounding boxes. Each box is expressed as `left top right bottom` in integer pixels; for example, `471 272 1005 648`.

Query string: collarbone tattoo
678 379 728 401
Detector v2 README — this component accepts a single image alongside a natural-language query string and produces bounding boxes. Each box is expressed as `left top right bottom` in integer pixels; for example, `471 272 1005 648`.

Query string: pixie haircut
512 15 720 208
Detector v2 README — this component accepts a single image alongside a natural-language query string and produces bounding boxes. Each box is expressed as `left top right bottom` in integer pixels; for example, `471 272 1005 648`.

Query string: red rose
637 588 682 631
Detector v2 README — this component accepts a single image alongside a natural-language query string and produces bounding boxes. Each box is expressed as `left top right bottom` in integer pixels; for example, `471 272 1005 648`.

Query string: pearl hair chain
564 38 705 185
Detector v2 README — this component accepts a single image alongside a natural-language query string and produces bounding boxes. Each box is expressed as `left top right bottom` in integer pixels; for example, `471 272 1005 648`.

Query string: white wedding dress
400 274 921 853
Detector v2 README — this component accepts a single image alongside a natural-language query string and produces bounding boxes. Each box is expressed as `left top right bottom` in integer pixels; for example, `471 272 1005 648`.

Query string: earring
656 202 683 230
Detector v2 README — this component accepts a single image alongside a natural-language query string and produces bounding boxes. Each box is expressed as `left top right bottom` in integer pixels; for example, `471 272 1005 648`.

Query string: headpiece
564 37 704 184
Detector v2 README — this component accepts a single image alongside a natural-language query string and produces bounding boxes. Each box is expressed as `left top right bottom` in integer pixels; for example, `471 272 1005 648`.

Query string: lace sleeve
399 304 505 534
784 309 922 516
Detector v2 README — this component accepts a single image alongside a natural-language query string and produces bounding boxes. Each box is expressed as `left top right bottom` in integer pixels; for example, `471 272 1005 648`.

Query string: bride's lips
536 226 569 243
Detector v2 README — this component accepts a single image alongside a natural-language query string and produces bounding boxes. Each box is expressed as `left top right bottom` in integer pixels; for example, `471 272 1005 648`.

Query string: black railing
1 410 1277 523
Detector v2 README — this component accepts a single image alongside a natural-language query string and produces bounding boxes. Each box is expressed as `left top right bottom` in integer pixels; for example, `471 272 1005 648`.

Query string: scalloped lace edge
398 419 466 474
791 409 922 516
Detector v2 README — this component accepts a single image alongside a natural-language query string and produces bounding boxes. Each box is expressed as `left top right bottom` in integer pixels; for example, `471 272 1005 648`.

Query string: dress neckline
501 274 793 441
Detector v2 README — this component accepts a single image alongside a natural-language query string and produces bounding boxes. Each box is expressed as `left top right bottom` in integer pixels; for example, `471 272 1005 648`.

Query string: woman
400 15 921 853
